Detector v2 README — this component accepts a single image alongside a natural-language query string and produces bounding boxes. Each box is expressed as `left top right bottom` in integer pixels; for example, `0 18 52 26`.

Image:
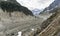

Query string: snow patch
17 31 22 36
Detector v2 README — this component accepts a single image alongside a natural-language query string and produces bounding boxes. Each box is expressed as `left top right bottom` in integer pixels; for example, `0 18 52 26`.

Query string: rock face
38 12 60 36
47 0 60 10
38 15 60 36
41 0 60 13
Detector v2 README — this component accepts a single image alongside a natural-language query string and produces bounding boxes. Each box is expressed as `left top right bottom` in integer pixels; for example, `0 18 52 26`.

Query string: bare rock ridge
0 0 33 16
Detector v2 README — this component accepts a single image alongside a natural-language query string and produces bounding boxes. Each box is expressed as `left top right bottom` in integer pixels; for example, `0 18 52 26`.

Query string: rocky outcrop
38 12 60 36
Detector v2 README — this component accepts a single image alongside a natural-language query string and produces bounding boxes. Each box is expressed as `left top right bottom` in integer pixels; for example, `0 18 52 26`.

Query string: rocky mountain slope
38 8 60 36
0 9 52 36
0 0 60 36
46 0 60 10
40 0 60 14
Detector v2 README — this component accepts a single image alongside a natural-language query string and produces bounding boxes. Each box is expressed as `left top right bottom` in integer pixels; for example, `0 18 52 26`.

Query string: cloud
16 0 54 10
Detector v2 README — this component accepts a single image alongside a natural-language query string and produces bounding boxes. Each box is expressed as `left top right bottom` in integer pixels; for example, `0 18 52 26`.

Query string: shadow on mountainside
0 1 33 16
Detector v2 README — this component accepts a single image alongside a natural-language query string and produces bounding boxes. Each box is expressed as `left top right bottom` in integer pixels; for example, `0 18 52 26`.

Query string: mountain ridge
41 0 60 13
0 0 33 16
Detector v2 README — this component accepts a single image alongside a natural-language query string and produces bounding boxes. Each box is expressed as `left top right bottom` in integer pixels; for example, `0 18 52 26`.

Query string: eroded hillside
38 11 60 36
0 0 60 36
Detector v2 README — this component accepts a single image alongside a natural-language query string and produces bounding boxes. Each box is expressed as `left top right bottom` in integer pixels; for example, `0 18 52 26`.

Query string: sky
16 0 54 10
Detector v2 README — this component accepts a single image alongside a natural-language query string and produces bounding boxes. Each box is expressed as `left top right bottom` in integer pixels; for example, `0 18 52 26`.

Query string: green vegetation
0 1 33 16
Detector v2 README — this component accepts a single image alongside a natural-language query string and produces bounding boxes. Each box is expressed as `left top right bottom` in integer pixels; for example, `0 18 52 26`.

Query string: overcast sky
16 0 54 10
